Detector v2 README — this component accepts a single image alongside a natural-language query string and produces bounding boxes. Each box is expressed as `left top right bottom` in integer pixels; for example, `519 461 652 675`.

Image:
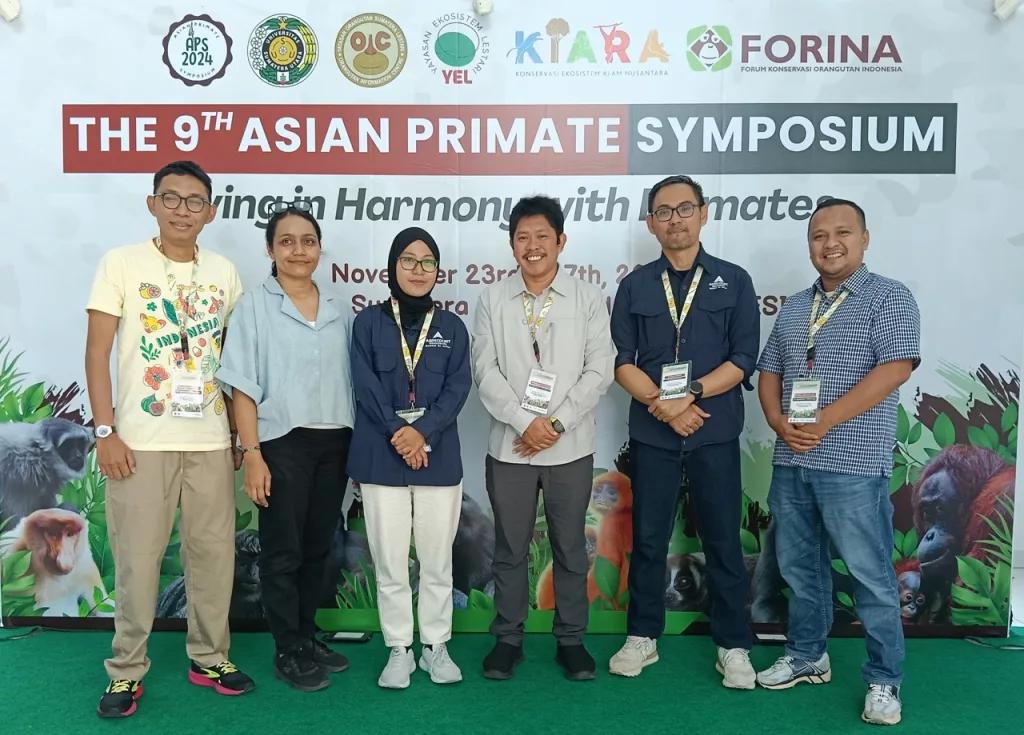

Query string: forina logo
740 32 903 73
509 19 670 78
686 25 733 72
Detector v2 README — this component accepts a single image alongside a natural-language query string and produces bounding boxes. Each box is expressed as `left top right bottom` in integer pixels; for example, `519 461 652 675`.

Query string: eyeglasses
156 192 210 213
651 202 699 221
270 200 313 214
397 256 438 273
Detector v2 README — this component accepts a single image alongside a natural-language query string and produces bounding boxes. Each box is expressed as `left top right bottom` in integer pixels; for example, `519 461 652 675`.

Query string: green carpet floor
1 629 1021 734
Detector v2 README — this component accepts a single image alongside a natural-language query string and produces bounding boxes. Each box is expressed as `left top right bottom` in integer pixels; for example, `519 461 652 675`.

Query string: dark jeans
769 466 904 684
258 427 352 654
626 438 754 650
485 454 593 646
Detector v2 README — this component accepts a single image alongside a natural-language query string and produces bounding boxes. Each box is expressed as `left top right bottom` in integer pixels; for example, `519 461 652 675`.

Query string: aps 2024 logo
161 14 234 86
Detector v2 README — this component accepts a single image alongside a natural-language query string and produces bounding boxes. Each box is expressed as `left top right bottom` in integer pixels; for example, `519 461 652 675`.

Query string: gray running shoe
756 653 831 690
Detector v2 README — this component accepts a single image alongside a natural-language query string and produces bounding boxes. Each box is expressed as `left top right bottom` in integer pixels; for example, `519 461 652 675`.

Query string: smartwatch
688 381 704 403
95 425 115 439
550 418 565 434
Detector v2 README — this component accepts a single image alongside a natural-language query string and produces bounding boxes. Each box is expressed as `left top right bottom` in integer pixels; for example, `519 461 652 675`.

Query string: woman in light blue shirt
217 203 355 694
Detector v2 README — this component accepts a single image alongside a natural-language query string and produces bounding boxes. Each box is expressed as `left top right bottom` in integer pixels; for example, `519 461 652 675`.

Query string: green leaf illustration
831 559 849 576
615 589 631 608
2 573 35 593
739 528 759 554
235 509 253 531
908 422 923 445
896 404 910 444
983 424 1000 448
469 589 495 610
902 527 918 558
837 592 855 608
889 464 908 494
162 299 180 326
1002 403 1018 434
892 452 907 465
2 549 31 579
78 598 90 617
593 556 620 600
932 413 956 448
967 426 995 450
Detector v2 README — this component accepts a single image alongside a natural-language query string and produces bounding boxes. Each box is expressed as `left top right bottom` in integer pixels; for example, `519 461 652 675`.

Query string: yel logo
335 13 407 88
686 25 733 72
423 13 490 85
161 14 233 86
249 14 319 87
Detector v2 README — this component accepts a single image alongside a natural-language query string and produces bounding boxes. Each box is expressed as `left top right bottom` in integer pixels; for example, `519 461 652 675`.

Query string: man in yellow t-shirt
85 161 254 718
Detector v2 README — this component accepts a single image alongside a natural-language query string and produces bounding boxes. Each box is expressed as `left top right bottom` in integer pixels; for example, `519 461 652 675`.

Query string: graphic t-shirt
86 240 244 452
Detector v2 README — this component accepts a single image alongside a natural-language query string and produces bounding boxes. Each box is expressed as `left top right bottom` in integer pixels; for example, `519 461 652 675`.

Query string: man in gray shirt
472 195 616 682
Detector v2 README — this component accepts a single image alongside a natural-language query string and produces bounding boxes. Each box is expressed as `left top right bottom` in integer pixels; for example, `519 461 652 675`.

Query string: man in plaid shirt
754 198 921 727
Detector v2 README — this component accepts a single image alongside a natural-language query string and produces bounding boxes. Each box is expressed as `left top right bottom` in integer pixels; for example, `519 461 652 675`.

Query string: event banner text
63 103 957 175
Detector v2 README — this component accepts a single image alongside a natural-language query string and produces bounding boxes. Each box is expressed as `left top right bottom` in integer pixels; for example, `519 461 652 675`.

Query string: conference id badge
788 379 822 424
521 368 557 416
659 361 692 400
170 371 204 419
396 408 425 424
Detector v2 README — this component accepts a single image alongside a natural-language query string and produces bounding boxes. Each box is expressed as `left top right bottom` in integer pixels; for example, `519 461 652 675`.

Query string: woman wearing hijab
348 226 472 690
216 203 355 692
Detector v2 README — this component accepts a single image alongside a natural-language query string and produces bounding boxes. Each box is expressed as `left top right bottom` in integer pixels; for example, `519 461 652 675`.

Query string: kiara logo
686 25 732 72
509 19 668 65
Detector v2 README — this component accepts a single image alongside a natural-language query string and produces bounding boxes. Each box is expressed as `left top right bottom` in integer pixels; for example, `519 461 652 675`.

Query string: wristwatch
550 418 565 434
95 425 115 439
688 381 704 403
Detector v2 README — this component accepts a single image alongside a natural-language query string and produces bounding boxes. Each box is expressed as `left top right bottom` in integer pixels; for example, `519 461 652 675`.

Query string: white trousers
361 482 463 648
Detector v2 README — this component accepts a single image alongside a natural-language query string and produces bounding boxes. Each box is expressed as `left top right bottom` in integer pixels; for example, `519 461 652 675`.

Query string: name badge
170 371 204 419
521 367 557 416
659 361 692 400
396 408 425 423
788 379 822 424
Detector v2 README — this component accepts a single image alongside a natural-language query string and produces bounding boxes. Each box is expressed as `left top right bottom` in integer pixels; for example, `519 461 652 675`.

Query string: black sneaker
188 660 255 695
275 651 330 692
97 679 143 718
482 641 525 680
556 644 596 681
308 638 350 673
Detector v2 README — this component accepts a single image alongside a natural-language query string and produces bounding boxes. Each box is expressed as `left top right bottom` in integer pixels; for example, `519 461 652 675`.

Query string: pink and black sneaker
188 660 255 695
97 679 143 718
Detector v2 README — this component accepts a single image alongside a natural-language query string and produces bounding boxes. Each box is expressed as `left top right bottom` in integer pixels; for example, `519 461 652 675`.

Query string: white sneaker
419 643 463 684
862 684 902 725
716 647 756 690
609 636 658 677
378 647 416 689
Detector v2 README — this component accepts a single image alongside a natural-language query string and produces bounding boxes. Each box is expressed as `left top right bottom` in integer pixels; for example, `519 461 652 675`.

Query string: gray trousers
485 453 593 646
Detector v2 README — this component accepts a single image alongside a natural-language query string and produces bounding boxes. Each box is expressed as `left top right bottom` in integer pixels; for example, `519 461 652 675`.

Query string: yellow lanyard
806 288 850 371
661 265 704 362
390 298 434 408
154 238 199 370
523 290 555 364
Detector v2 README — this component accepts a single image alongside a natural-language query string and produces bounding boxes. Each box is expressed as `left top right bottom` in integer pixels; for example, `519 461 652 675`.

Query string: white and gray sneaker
419 643 463 684
716 647 756 690
862 684 902 725
378 646 416 689
756 653 832 690
609 636 658 677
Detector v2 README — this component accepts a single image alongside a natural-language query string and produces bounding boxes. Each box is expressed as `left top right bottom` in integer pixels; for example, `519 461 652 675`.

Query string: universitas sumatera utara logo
161 14 234 86
248 14 319 87
686 25 733 72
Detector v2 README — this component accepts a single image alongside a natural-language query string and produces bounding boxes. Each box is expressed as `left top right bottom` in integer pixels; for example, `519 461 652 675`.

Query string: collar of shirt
812 263 871 296
262 275 341 329
508 264 570 300
654 243 716 281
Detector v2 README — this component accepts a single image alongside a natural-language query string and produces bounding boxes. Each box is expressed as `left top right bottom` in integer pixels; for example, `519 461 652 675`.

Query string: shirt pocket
692 290 736 347
420 353 449 405
629 298 667 363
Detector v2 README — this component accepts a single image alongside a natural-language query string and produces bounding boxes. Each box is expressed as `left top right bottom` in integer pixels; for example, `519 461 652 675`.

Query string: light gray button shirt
471 267 615 465
216 276 355 443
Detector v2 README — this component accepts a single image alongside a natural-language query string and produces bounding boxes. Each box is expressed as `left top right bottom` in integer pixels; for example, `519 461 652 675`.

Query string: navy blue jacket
347 304 471 487
610 246 759 452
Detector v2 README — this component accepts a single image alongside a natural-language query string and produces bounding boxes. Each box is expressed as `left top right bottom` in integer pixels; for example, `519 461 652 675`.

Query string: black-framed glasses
156 192 210 213
270 199 313 214
397 256 438 273
651 202 699 221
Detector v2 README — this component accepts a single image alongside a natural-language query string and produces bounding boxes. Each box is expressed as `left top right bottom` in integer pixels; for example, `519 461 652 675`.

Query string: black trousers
258 427 352 653
626 437 754 650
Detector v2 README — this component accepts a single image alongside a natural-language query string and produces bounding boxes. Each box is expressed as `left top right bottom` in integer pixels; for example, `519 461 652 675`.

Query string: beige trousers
104 449 235 681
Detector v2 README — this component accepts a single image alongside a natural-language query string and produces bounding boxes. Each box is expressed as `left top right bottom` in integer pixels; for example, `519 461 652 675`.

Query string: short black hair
808 197 867 233
508 195 564 242
647 175 705 213
153 161 213 199
266 207 323 277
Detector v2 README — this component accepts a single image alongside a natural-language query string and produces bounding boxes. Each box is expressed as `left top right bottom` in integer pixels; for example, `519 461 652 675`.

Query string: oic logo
686 25 732 72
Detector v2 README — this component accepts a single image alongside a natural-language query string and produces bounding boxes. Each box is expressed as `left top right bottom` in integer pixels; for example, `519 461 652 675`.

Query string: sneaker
188 660 255 696
862 684 902 725
556 644 596 681
756 653 831 690
609 636 658 677
309 639 350 674
97 679 143 718
379 647 416 689
482 641 525 680
716 647 756 690
274 651 329 692
419 643 463 684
